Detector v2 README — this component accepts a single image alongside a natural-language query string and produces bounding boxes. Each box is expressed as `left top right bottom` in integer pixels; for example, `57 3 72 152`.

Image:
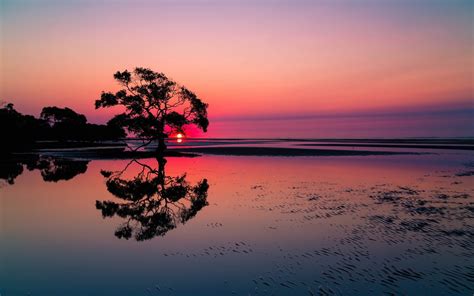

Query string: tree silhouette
41 106 87 126
0 103 49 151
40 106 126 141
96 157 209 241
0 103 124 151
95 67 209 154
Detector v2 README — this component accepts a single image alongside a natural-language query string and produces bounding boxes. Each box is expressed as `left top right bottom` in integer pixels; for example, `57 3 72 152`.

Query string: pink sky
1 0 472 137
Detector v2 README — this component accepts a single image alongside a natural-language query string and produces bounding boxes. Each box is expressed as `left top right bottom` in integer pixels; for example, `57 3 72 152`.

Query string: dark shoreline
10 138 473 161
18 146 419 161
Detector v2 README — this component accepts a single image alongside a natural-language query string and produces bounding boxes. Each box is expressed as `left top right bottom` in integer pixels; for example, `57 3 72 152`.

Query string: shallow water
1 143 473 295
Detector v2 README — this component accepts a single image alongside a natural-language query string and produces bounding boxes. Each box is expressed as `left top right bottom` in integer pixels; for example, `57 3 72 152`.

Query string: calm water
1 141 473 295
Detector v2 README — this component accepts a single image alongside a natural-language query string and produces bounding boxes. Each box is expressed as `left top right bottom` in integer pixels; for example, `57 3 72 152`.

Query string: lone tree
95 67 209 154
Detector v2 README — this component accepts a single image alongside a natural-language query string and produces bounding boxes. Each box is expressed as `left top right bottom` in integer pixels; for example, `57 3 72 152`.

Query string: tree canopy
0 103 49 151
95 67 209 152
41 106 87 126
40 106 126 141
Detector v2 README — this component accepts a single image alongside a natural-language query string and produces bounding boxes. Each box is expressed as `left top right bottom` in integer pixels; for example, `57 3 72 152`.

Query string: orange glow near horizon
0 0 472 137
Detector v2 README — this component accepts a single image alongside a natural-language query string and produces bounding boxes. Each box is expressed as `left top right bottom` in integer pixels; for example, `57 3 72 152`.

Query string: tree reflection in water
35 157 88 182
96 157 209 241
0 155 89 186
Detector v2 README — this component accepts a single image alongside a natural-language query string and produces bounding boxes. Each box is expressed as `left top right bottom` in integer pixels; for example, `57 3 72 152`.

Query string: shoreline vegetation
1 103 125 153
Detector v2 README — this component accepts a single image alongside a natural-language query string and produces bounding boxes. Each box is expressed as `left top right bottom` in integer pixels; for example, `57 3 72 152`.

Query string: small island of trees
0 103 125 152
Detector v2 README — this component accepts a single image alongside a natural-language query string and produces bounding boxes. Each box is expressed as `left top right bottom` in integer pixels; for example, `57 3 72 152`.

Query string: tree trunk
156 123 167 187
157 136 166 156
156 120 166 156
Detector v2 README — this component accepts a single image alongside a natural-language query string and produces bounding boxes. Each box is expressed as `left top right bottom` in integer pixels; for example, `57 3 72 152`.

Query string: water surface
1 140 473 295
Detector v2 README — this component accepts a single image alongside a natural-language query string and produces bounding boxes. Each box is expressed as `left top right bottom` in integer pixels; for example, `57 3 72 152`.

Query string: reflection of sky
1 0 472 137
1 151 473 295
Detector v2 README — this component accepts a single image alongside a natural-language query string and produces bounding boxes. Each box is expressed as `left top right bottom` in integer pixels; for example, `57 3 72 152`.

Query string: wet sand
27 139 427 160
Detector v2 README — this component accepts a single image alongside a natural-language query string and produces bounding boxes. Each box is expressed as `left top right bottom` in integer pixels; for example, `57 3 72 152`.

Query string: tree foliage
41 106 87 126
40 106 126 141
95 67 209 151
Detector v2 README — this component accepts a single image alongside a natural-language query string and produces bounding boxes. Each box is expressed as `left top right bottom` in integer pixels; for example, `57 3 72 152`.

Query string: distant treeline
1 103 125 152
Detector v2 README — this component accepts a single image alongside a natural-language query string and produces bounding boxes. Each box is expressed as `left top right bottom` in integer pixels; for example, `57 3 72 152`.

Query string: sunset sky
1 0 473 137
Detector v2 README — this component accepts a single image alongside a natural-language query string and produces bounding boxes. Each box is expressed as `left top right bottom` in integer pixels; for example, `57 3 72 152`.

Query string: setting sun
176 133 183 139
